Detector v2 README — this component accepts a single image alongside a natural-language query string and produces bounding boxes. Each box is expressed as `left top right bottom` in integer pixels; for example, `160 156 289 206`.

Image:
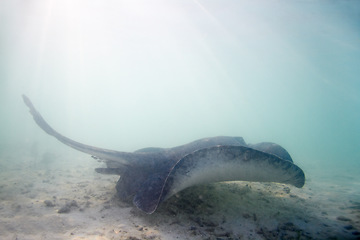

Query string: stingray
22 95 305 214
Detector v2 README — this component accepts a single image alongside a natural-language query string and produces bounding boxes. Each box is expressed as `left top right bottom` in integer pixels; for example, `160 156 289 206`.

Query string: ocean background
0 1 359 237
2 0 359 171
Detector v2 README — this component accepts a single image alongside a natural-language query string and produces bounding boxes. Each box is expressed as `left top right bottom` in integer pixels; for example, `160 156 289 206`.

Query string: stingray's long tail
22 95 134 166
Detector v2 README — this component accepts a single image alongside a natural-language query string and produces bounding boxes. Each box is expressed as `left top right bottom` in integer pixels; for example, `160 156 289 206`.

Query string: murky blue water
2 0 359 166
0 0 359 238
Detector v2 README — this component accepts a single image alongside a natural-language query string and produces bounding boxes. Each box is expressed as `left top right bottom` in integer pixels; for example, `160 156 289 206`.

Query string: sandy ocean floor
0 145 359 240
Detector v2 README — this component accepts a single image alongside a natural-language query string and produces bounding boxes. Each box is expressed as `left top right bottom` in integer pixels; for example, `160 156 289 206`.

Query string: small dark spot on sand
58 205 71 213
344 225 354 230
126 237 141 240
44 200 55 207
283 187 290 194
337 216 351 221
58 200 79 214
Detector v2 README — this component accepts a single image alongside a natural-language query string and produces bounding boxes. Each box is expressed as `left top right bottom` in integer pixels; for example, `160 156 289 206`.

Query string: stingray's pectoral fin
248 142 293 162
132 145 305 214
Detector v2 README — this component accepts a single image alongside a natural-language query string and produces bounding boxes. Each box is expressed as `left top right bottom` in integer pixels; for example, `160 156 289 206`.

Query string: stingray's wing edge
133 145 305 214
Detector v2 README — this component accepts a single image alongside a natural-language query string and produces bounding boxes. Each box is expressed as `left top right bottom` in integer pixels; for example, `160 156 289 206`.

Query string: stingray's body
22 95 305 214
